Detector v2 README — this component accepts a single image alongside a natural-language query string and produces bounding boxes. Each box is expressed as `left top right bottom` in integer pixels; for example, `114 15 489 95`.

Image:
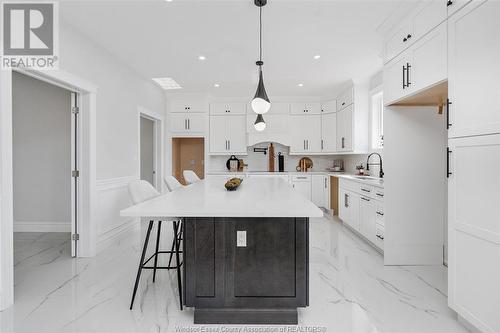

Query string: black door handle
447 147 453 178
447 0 453 7
447 99 452 130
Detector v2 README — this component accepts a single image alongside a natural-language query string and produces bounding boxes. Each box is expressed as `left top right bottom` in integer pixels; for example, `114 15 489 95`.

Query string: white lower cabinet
448 134 500 333
312 175 330 209
339 178 384 251
291 176 312 200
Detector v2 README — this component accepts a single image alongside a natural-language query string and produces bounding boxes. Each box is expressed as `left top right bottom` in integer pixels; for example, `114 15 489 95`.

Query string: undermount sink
352 175 384 183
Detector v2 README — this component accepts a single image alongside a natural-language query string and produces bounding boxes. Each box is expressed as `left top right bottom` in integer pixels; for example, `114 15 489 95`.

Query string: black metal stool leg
130 220 154 310
173 221 183 310
167 229 176 268
153 221 162 283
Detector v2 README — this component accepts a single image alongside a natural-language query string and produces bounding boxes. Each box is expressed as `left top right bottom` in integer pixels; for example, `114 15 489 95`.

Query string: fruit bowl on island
224 178 243 191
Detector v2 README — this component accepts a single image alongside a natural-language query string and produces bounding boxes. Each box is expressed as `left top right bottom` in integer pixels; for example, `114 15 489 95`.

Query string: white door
448 0 500 138
209 116 228 153
290 115 307 153
338 105 353 152
292 181 312 200
448 134 500 333
383 54 410 105
227 115 247 154
186 114 206 133
410 23 447 94
359 196 375 242
171 113 189 133
410 0 447 42
311 175 325 207
321 112 337 153
305 115 322 152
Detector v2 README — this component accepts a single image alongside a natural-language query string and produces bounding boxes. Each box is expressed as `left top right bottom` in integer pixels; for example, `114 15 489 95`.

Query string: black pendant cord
259 6 262 64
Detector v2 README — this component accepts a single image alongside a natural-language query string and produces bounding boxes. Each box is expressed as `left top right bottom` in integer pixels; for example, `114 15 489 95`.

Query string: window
371 90 384 149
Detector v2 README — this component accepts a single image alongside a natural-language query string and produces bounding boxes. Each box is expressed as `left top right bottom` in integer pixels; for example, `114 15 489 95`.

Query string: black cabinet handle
447 147 453 178
342 137 345 149
407 34 412 39
342 102 346 106
447 99 452 129
406 63 411 86
344 193 349 208
361 197 370 202
403 65 407 89
321 139 324 150
403 37 407 42
376 212 384 216
361 188 371 193
376 193 384 197
376 235 384 240
447 0 453 6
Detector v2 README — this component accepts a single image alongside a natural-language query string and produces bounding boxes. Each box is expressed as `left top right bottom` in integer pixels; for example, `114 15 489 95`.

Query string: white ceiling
60 0 401 97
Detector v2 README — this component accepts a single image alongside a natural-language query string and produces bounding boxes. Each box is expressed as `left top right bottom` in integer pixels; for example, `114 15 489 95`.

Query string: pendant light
251 0 270 116
254 114 266 131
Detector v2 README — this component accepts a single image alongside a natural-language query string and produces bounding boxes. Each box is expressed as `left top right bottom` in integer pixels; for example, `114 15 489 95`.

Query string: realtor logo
1 2 59 69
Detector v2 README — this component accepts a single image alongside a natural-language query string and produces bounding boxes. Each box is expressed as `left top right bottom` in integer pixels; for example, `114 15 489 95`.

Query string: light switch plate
236 231 247 247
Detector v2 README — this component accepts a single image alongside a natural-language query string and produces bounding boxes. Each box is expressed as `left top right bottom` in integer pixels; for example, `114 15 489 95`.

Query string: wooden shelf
390 81 448 107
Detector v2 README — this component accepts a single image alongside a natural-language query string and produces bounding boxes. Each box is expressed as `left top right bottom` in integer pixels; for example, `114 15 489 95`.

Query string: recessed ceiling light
152 77 182 90
298 83 304 87
165 0 173 2
198 55 206 61
214 83 220 88
313 55 321 60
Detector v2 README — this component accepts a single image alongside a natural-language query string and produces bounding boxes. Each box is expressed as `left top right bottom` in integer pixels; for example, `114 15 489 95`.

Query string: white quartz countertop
121 177 324 219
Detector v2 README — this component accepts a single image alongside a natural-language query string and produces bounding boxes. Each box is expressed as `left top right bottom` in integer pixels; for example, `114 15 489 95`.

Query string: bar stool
183 170 201 185
164 175 183 192
127 180 183 310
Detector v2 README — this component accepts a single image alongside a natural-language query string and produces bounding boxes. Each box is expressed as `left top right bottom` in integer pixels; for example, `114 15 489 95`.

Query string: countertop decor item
268 143 275 172
296 157 313 172
226 155 241 171
224 178 243 191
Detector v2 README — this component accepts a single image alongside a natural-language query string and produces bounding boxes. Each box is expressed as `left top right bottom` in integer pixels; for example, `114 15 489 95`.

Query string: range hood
247 133 291 147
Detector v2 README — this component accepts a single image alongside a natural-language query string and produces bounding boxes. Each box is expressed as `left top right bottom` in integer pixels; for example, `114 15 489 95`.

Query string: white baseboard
14 221 71 232
96 217 140 253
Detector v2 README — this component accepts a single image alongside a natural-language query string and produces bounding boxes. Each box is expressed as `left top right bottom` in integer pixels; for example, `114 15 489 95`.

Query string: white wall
57 21 165 245
12 72 72 232
384 106 446 265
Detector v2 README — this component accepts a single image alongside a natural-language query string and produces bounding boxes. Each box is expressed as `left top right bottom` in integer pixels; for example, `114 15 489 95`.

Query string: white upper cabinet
384 22 447 105
448 0 500 138
321 112 337 153
336 104 354 152
290 102 321 115
290 115 321 153
170 113 206 134
321 100 337 114
169 99 207 113
447 0 472 17
383 0 447 64
209 115 247 155
210 103 246 115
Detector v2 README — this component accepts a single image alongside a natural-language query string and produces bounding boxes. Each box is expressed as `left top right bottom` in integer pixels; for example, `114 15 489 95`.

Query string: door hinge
72 234 80 241
72 170 80 178
72 106 79 114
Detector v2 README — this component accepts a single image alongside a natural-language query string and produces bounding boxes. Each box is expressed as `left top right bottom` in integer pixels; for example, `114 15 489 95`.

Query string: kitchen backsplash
206 142 383 176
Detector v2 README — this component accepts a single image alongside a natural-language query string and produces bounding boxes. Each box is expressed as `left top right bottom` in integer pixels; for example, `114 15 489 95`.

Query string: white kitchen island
121 177 323 324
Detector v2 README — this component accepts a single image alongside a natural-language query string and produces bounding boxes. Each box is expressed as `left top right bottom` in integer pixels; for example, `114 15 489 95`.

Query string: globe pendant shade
251 70 270 114
254 114 266 131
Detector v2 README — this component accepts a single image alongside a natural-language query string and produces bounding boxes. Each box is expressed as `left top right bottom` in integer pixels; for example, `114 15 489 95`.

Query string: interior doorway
11 71 79 266
138 109 163 190
172 138 205 185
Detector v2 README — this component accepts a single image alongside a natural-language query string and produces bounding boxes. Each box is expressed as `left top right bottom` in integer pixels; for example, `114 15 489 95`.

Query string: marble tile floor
0 217 469 333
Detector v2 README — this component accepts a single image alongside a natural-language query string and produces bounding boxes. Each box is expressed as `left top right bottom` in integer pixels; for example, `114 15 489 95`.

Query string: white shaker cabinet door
448 1 500 138
321 112 337 153
209 116 228 153
311 175 325 208
226 115 247 154
448 134 500 333
384 54 410 105
292 181 312 201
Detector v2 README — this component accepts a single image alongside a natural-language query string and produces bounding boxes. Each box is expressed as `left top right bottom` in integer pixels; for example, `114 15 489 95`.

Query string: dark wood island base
184 217 309 325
